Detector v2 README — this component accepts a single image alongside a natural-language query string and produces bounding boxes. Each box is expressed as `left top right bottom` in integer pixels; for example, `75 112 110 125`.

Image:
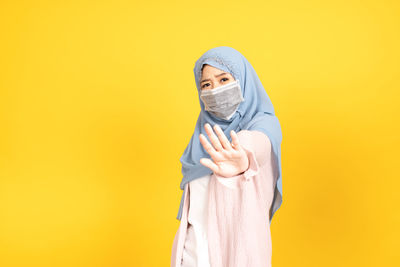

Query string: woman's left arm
236 130 272 167
214 130 272 187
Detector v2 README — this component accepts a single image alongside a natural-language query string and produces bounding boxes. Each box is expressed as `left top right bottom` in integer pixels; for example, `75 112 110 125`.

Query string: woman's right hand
199 123 249 178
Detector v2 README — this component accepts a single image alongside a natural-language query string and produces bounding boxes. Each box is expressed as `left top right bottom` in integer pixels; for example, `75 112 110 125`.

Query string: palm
199 123 249 178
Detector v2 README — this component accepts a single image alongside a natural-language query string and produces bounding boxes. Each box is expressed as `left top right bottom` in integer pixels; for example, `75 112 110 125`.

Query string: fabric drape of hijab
176 46 283 224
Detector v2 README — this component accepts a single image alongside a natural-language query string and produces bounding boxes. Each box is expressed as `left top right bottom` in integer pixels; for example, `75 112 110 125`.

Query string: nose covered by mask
200 79 244 120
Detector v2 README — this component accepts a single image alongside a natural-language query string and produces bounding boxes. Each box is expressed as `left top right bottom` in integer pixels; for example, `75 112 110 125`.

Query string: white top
181 174 211 267
181 174 239 267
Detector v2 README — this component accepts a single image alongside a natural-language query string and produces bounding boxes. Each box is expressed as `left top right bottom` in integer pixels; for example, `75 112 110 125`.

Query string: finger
200 158 219 173
204 123 223 151
199 133 219 158
230 130 242 151
214 124 233 151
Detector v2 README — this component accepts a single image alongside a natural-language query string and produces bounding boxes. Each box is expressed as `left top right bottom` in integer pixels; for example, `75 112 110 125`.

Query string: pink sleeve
214 130 272 189
237 130 272 167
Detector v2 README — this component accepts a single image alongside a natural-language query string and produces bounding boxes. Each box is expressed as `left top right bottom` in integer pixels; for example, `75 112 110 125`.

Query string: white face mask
200 79 244 120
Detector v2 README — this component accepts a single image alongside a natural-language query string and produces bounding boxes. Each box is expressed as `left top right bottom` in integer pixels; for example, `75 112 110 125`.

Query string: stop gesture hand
199 123 249 178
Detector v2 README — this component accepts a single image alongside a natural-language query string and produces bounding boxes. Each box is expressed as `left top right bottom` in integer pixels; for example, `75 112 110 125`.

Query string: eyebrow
200 72 228 84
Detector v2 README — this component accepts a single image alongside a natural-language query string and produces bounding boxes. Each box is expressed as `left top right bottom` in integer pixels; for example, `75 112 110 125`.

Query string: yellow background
0 0 399 266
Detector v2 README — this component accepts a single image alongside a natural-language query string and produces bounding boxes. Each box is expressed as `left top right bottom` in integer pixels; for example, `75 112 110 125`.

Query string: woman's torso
180 173 245 267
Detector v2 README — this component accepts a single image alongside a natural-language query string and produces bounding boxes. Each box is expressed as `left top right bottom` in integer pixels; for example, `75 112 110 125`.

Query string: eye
221 77 229 82
201 83 210 89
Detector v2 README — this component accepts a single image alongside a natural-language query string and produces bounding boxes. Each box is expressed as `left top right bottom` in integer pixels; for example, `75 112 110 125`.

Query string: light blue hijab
176 46 283 224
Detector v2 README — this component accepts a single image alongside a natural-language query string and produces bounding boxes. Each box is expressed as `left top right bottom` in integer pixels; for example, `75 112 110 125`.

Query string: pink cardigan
171 130 277 267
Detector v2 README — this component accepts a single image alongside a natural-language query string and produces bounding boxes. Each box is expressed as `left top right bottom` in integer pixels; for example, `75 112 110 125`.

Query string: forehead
201 64 232 76
195 56 239 85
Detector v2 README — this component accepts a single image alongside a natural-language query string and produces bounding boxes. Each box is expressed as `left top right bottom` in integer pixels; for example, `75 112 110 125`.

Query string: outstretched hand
199 123 249 178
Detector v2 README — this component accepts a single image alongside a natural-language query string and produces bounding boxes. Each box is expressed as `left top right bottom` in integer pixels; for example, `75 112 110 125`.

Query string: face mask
200 79 244 120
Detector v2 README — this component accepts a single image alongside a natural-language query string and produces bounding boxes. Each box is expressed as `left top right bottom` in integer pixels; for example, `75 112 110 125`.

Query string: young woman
171 46 283 267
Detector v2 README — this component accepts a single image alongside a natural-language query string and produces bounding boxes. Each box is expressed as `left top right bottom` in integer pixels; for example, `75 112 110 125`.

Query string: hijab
176 46 283 223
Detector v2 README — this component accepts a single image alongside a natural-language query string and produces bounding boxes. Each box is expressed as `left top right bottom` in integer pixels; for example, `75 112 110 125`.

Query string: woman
171 46 283 267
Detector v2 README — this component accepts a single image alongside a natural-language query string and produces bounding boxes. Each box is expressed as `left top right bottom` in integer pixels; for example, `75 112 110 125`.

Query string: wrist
237 153 250 175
